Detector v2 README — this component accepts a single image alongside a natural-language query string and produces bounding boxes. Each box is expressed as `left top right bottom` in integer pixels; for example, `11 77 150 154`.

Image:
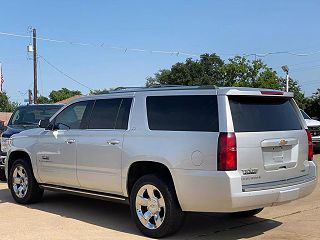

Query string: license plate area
262 145 296 171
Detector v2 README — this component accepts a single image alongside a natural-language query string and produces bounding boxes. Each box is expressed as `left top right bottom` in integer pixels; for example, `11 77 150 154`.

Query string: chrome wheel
135 184 166 229
12 165 29 199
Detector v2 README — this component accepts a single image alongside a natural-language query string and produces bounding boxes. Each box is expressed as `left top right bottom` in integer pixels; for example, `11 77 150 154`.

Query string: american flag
0 63 4 92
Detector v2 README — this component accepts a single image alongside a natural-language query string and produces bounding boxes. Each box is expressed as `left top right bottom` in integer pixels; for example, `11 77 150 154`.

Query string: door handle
39 155 51 162
106 139 120 145
65 139 76 144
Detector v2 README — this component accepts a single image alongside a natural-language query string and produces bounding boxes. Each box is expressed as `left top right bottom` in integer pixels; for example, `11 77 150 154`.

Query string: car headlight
1 137 12 153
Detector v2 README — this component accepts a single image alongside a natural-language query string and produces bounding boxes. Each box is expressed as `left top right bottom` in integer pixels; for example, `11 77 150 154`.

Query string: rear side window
229 96 302 132
146 95 219 132
89 99 122 129
115 98 132 130
88 98 132 130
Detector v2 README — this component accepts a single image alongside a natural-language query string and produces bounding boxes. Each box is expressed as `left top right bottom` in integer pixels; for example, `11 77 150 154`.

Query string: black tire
8 159 43 204
231 208 264 218
0 168 6 182
130 174 185 238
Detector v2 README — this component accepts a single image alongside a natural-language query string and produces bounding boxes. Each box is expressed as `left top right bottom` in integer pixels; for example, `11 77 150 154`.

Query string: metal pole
33 28 37 104
286 72 289 92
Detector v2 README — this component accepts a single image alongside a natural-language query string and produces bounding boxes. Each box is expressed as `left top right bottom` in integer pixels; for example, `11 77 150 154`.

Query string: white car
301 109 320 150
5 86 317 238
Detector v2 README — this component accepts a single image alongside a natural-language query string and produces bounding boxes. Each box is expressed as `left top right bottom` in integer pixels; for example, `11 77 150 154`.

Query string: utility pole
32 28 38 104
281 65 289 92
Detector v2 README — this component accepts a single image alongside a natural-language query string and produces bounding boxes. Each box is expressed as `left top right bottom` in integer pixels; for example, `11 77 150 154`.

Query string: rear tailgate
228 94 309 188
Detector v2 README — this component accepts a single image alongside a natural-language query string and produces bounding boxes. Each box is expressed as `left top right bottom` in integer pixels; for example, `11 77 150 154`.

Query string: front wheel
8 159 43 204
130 174 185 238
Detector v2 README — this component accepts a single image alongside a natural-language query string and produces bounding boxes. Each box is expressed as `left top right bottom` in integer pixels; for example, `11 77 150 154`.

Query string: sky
0 0 319 103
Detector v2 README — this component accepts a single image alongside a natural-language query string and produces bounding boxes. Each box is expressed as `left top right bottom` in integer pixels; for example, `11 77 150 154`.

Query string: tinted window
115 98 132 130
9 105 62 126
229 96 302 132
300 110 310 120
88 99 122 129
54 101 89 130
147 95 219 132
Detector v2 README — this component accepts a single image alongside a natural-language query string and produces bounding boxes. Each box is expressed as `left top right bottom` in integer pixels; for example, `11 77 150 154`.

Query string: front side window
146 95 219 132
54 101 89 130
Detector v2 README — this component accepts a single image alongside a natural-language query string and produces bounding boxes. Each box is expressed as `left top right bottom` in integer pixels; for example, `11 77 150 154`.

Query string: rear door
228 95 309 187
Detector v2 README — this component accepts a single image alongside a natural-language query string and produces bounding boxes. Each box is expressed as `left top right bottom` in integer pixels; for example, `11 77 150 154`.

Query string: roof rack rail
108 84 217 93
148 84 186 88
198 85 217 89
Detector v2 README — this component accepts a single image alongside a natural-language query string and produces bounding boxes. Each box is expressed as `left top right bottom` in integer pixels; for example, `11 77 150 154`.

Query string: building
0 112 12 126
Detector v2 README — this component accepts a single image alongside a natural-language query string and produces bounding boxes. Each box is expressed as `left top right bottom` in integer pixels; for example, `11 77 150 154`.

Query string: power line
0 31 199 57
289 59 320 68
38 55 92 90
1 30 320 59
291 64 320 72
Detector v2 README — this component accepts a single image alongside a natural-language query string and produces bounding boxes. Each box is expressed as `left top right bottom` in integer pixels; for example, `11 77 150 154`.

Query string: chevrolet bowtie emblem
279 139 288 146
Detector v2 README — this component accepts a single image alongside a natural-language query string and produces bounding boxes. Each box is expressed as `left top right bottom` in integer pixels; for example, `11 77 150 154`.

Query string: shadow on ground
0 185 282 239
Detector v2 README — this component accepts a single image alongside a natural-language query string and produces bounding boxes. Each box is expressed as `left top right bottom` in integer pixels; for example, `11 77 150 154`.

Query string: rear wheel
130 174 185 238
231 208 264 218
8 159 43 204
0 169 6 181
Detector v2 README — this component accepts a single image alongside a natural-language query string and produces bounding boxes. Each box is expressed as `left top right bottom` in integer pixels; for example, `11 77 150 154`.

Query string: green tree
145 53 307 108
305 88 320 119
146 53 224 87
90 87 133 95
0 92 18 112
288 78 307 109
221 56 280 89
37 95 51 104
146 54 280 89
48 88 82 103
90 88 111 95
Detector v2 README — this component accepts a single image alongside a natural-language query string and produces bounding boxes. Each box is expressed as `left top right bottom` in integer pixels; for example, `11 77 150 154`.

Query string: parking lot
0 155 318 240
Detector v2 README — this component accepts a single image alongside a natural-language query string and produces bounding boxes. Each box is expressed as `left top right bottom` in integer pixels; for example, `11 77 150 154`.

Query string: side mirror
39 119 50 129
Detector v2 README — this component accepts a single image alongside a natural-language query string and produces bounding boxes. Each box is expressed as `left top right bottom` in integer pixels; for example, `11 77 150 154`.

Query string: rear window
146 95 219 132
229 96 302 132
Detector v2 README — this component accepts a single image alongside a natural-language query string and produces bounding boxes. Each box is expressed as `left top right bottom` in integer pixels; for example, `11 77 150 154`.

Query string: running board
40 184 129 204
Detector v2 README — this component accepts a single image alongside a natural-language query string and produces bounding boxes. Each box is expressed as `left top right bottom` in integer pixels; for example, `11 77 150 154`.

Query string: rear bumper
172 161 317 212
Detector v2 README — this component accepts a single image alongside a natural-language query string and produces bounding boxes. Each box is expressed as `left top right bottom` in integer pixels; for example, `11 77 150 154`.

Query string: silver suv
5 86 317 238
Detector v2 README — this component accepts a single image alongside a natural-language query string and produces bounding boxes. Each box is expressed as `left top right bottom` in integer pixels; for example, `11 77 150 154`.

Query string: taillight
218 132 237 171
306 129 313 161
